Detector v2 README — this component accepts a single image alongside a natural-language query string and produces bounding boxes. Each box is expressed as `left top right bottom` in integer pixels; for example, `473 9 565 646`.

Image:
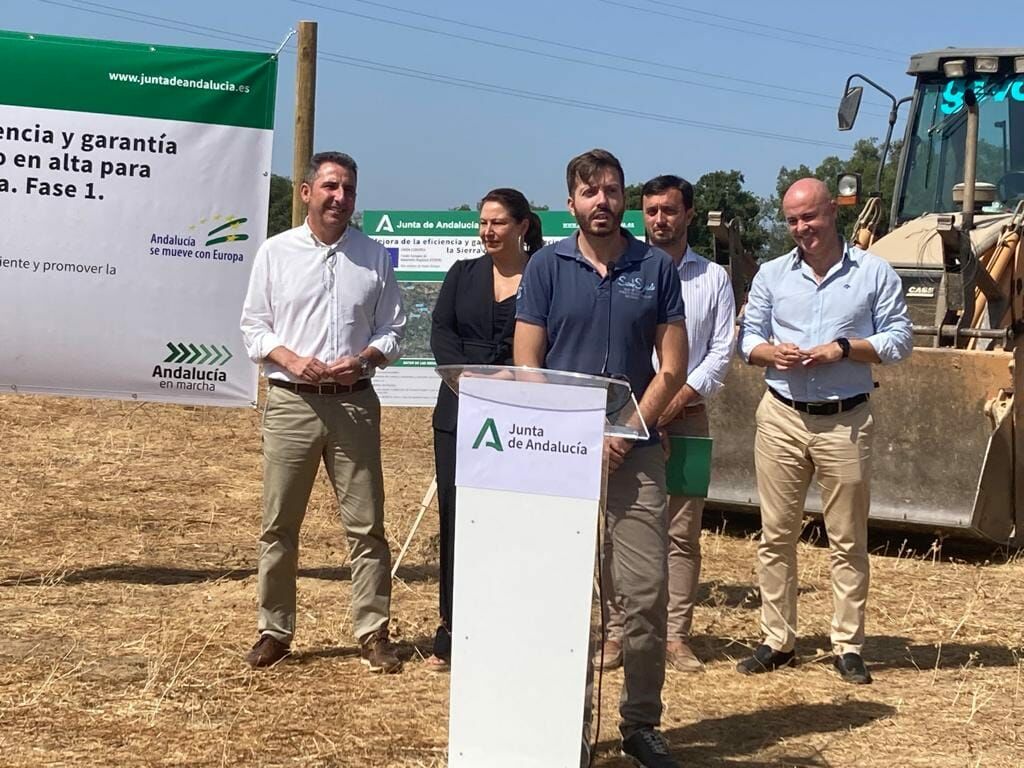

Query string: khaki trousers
258 384 391 644
594 444 668 737
754 391 873 656
605 410 707 642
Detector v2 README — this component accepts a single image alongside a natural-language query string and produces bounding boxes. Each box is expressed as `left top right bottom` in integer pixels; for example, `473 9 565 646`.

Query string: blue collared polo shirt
516 229 685 404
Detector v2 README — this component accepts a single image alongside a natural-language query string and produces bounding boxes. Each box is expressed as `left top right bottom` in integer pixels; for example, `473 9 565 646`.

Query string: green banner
0 30 277 130
364 210 644 237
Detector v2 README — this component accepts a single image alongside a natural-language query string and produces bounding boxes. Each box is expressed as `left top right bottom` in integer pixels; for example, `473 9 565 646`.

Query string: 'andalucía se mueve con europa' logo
149 213 250 264
471 419 591 455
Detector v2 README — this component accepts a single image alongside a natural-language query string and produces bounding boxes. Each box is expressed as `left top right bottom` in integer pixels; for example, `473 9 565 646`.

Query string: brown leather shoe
360 629 402 673
666 640 703 672
592 638 623 670
245 634 290 668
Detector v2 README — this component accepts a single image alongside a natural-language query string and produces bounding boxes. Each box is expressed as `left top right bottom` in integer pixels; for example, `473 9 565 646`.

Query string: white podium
436 365 648 768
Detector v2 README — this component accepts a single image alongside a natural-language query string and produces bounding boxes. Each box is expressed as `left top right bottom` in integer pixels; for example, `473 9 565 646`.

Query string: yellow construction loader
706 49 1024 544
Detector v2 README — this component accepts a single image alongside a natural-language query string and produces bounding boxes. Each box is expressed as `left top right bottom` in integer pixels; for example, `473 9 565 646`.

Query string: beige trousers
258 384 391 644
754 391 873 656
605 409 707 642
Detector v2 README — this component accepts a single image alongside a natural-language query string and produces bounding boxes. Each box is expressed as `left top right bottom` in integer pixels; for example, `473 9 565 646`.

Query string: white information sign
364 210 645 408
0 30 277 406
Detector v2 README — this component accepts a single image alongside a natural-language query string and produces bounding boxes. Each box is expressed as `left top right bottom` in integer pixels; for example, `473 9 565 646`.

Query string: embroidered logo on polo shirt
615 274 657 300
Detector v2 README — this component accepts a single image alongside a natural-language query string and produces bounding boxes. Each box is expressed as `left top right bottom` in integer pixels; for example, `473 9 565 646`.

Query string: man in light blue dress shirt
736 178 912 685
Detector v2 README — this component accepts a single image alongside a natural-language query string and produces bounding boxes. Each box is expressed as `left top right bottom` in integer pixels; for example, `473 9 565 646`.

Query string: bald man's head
783 178 832 209
782 177 839 261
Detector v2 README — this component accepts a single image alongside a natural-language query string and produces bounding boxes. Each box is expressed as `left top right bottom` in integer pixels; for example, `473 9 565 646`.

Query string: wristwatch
835 337 851 359
356 354 374 376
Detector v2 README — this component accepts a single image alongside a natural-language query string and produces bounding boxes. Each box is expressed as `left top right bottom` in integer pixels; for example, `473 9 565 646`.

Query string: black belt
269 378 370 395
768 387 868 416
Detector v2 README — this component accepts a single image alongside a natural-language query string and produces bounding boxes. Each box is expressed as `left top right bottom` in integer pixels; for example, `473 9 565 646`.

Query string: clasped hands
287 354 363 385
772 341 843 371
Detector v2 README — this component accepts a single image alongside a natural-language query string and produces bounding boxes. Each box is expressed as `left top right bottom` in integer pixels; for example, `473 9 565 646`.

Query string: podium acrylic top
435 364 649 441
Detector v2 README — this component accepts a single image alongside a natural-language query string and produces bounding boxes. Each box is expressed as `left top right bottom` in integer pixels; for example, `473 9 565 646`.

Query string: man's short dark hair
303 151 358 184
566 149 625 195
641 174 694 210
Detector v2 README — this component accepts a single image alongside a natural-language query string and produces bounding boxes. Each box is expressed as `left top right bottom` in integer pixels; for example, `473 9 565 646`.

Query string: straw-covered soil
1 393 1022 767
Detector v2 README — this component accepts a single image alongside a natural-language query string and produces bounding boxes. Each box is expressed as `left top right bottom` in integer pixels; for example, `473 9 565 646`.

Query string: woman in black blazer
426 188 544 669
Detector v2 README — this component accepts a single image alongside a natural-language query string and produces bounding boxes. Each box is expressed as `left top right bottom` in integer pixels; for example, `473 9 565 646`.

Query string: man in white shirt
597 175 735 673
240 151 406 672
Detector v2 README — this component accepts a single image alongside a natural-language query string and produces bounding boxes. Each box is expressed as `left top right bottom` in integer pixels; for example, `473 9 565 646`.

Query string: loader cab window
897 74 1024 222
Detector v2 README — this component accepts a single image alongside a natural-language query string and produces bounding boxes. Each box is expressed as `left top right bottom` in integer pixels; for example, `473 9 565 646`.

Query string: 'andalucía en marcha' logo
471 419 590 455
151 341 232 393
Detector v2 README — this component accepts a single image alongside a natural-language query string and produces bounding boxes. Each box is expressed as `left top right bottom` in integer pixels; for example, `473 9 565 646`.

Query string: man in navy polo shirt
514 148 688 768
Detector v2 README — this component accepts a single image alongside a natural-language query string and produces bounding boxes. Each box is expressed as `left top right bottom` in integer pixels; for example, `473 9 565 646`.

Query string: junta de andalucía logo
472 418 504 452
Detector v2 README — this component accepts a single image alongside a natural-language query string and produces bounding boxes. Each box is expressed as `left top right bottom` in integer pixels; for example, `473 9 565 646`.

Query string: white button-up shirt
240 221 406 382
676 246 736 401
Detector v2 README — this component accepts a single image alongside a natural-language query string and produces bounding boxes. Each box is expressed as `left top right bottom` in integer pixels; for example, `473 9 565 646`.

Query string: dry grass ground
1 394 1022 767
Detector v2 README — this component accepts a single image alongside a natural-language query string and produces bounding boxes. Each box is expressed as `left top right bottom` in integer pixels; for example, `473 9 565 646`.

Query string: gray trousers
593 444 668 737
258 384 392 644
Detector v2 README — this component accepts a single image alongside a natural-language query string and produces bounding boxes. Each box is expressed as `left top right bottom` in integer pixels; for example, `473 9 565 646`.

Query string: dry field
1 393 1022 767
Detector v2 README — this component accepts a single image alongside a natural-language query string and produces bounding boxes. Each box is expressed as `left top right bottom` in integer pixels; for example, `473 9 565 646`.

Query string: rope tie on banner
274 29 296 57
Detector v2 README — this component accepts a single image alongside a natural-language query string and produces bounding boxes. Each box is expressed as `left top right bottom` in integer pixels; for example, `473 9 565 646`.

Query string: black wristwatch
356 354 374 376
835 337 851 359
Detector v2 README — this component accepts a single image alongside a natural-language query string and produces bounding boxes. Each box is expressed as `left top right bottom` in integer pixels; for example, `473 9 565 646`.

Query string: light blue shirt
739 242 912 401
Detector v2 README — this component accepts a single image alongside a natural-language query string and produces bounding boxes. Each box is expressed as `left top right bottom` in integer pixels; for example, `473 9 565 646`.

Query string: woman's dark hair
479 187 545 255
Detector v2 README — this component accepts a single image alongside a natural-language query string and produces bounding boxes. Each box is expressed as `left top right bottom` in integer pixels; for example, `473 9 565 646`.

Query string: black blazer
431 255 518 432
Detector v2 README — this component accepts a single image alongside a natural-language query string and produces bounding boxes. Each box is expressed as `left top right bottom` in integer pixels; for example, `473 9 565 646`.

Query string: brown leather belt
768 387 868 416
269 378 370 395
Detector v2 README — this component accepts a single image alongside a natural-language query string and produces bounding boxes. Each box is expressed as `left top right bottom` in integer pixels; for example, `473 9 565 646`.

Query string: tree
450 204 472 211
529 201 550 211
625 183 643 211
774 137 903 239
267 173 293 237
691 170 766 256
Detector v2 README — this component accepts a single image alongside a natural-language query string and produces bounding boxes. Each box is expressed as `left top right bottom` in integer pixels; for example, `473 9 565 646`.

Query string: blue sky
6 0 1019 210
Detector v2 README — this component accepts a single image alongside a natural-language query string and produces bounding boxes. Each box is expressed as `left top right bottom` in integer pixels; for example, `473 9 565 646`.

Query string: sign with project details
0 30 277 406
365 209 645 407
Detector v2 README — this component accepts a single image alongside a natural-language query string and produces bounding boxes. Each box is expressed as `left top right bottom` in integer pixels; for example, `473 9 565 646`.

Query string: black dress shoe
735 643 796 675
833 652 872 684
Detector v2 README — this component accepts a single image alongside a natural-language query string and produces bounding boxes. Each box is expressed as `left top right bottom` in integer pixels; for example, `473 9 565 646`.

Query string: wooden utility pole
291 20 317 227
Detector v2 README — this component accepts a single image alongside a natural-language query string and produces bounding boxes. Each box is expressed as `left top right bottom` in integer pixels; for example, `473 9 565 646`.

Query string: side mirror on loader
838 86 863 131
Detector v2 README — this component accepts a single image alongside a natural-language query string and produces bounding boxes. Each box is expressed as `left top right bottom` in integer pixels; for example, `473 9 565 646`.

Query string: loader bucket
706 348 1016 543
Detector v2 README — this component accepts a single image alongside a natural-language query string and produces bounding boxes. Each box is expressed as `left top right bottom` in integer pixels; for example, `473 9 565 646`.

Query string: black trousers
432 427 457 658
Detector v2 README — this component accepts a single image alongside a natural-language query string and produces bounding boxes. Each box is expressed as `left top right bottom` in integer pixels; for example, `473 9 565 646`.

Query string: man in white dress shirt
598 175 735 673
240 151 406 672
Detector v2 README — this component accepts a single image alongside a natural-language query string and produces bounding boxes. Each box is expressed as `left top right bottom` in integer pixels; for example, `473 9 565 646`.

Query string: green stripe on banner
390 359 437 368
365 210 644 238
0 30 277 129
396 270 447 282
